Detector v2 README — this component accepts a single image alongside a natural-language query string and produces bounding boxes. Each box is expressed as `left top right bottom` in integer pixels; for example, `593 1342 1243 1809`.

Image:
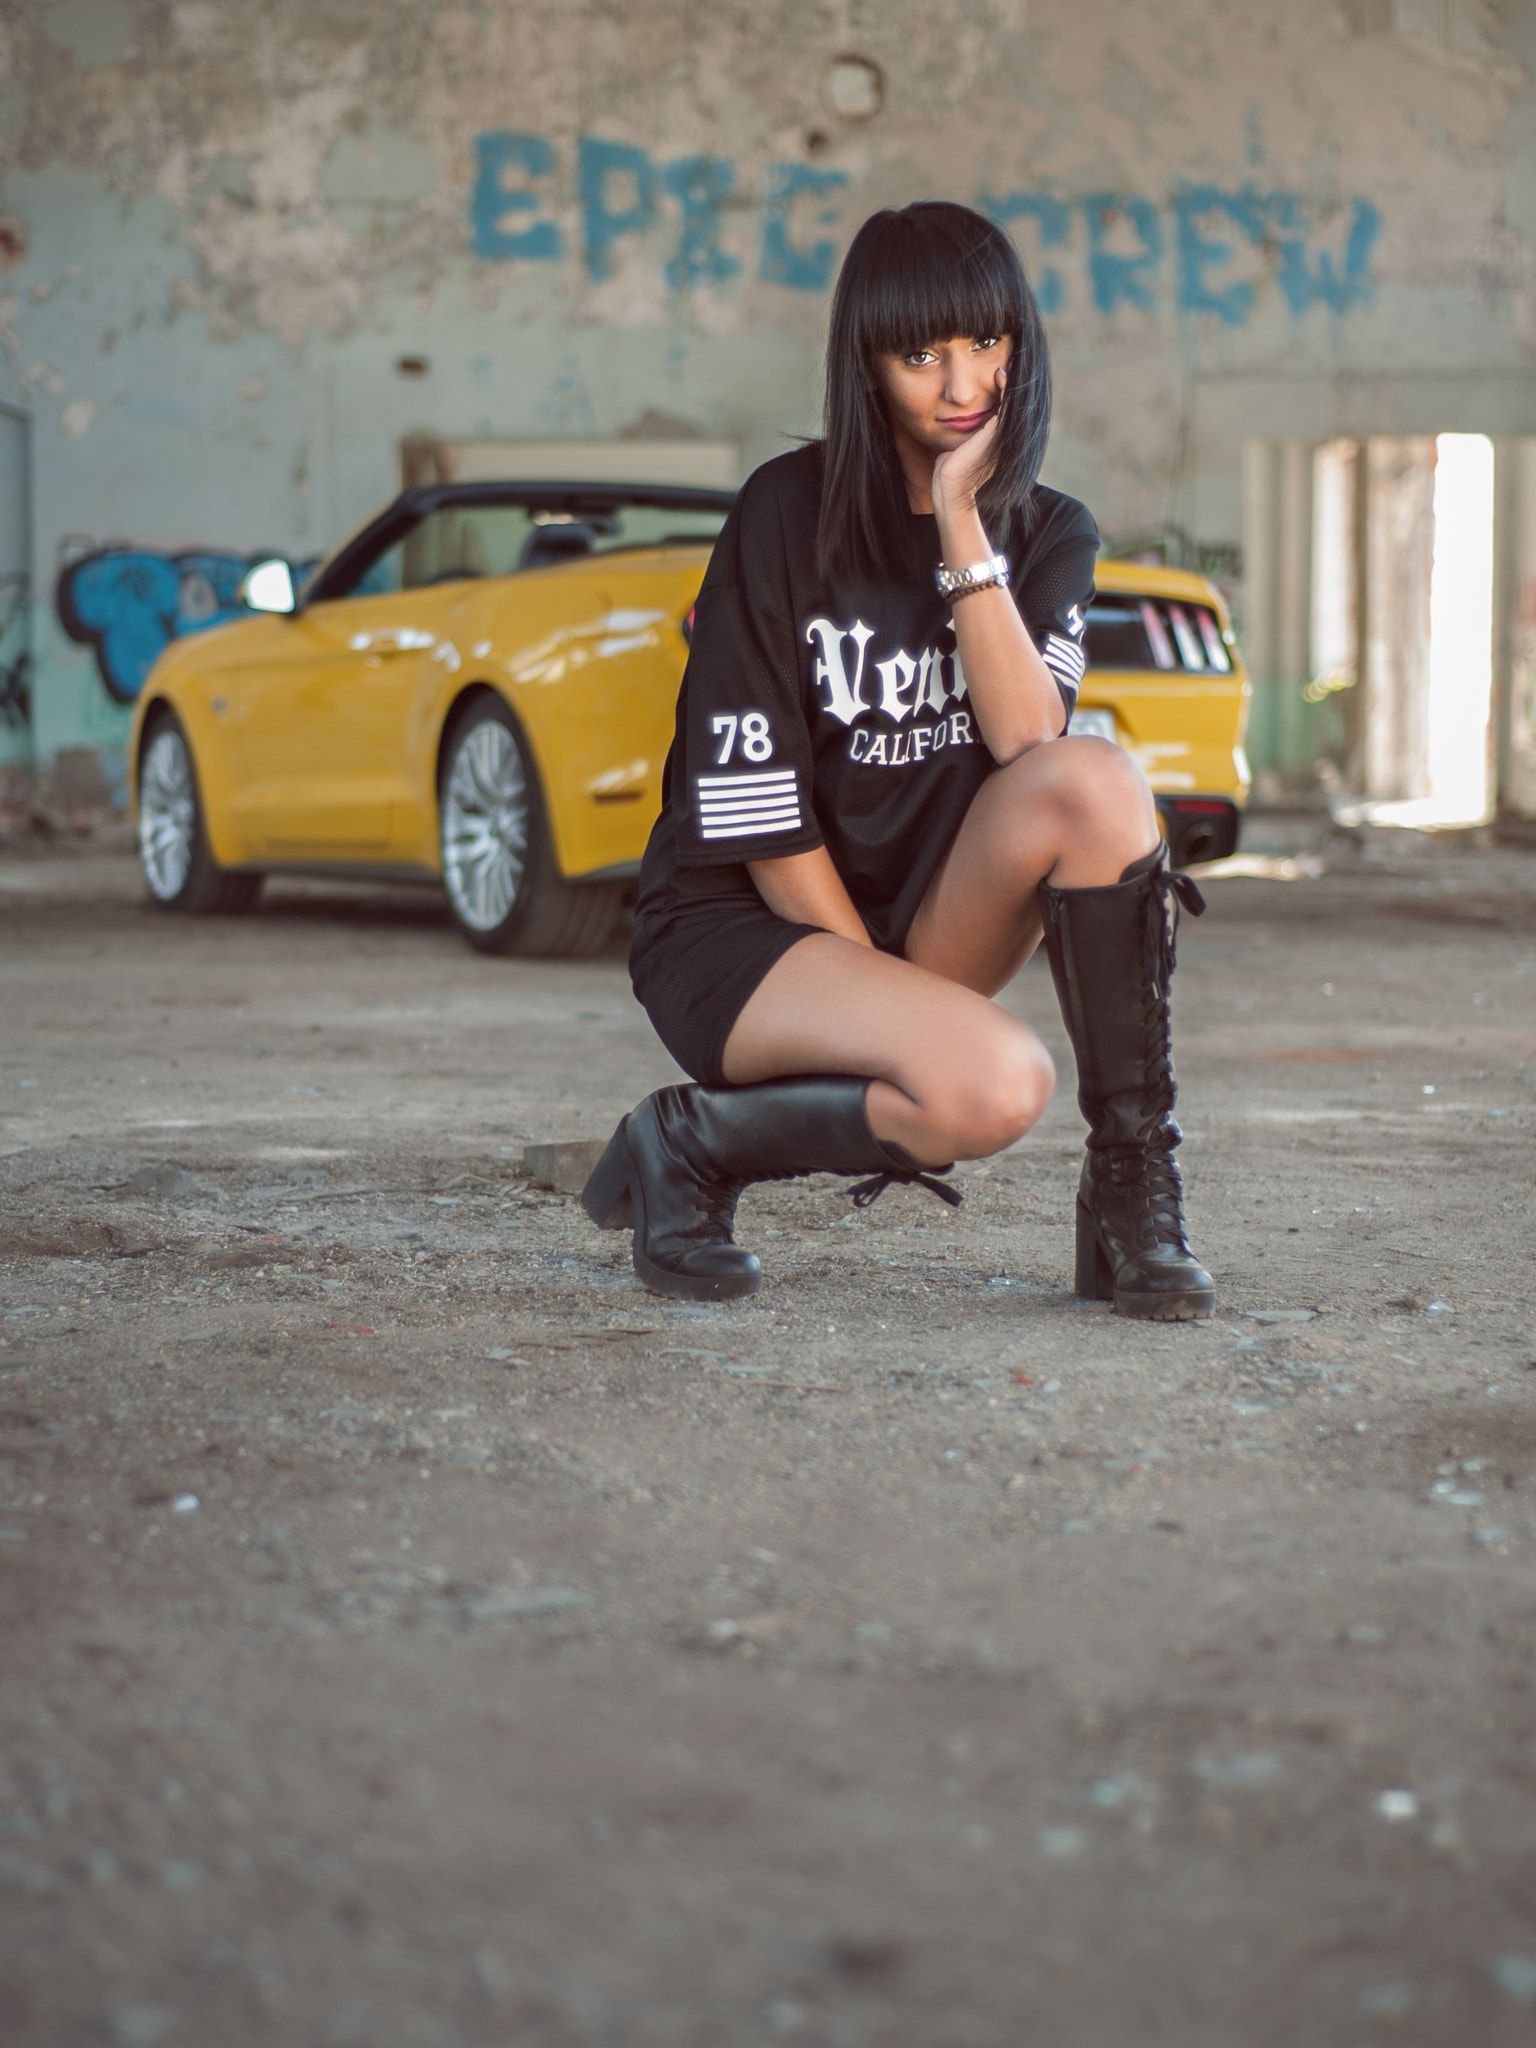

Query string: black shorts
629 865 823 1086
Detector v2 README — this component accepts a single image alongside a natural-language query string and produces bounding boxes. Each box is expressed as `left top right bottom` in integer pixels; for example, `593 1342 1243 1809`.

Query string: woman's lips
939 410 992 431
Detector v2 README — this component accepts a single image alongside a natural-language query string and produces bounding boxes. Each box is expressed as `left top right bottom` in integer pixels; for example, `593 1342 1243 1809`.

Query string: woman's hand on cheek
931 366 1006 518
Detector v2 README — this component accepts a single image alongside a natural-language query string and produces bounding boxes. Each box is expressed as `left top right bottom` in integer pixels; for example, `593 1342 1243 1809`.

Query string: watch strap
935 552 1011 600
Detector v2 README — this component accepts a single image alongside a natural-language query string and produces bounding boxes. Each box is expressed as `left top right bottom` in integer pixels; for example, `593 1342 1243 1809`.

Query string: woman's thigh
906 735 1159 994
721 932 1054 1165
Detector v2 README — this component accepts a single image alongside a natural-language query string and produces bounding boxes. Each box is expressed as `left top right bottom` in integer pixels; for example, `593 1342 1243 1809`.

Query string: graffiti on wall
983 185 1380 322
472 133 1381 321
57 547 312 704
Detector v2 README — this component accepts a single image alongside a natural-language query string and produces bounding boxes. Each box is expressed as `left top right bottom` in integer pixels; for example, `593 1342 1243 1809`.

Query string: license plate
1068 707 1118 744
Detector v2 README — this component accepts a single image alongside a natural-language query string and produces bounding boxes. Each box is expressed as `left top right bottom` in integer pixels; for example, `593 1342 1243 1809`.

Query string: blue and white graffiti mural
56 547 312 704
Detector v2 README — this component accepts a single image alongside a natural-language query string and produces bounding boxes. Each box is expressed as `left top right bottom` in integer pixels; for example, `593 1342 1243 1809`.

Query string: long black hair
817 201 1053 586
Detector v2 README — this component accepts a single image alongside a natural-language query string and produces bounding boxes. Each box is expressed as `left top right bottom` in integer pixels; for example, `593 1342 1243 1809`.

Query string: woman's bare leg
721 736 1160 1165
721 934 1054 1167
905 735 1160 991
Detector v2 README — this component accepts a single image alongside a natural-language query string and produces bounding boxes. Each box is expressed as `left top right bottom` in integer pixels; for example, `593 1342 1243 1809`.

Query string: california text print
806 616 980 768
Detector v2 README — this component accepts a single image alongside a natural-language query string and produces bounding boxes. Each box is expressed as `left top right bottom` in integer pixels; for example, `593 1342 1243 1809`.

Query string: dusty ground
2 822 1535 2048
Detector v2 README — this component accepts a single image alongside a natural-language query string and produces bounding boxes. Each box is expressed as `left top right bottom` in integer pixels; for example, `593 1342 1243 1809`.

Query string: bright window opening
1425 433 1495 824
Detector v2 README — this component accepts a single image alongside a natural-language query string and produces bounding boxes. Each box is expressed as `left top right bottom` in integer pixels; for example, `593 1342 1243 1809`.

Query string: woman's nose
942 356 986 408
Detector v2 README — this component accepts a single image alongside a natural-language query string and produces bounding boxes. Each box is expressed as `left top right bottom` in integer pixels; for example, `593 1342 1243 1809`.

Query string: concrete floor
2 827 1535 2048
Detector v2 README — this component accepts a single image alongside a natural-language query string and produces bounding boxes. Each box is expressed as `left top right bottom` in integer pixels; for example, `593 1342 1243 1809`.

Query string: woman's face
871 333 1013 465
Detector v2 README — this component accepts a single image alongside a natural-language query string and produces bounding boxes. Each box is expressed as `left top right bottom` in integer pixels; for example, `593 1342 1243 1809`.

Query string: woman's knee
918 1026 1055 1158
1029 735 1157 835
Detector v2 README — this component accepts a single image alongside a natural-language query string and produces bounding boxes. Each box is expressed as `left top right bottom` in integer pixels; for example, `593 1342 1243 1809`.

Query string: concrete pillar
1492 438 1536 820
1362 436 1436 800
1241 440 1279 770
1276 439 1316 769
1310 438 1362 784
1241 437 1318 779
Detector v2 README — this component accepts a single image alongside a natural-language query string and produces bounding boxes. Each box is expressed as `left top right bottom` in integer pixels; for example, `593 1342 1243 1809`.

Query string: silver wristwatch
935 552 1011 602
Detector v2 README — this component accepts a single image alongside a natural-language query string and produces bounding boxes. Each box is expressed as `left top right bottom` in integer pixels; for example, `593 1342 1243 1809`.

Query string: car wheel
439 698 621 959
138 711 263 915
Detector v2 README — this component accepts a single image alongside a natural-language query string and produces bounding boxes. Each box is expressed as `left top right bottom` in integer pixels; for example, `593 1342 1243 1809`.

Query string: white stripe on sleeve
1043 633 1087 683
695 768 803 842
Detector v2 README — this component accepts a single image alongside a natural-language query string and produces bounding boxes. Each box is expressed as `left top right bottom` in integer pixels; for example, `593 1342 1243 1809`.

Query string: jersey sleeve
668 475 825 868
1016 500 1100 732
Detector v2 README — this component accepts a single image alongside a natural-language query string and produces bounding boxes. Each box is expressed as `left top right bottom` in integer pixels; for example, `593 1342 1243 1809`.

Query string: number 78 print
711 712 775 764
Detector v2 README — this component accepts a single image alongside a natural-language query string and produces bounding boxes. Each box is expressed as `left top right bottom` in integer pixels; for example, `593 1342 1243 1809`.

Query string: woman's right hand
930 365 1006 520
747 847 874 947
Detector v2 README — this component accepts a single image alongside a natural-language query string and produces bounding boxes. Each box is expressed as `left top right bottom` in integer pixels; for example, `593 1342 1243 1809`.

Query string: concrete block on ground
522 1139 607 1194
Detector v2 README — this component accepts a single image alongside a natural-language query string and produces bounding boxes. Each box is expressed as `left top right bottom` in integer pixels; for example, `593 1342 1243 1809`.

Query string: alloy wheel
139 727 197 901
441 717 530 933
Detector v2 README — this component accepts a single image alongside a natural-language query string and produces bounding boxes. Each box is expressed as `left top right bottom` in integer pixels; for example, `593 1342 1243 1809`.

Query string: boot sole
1075 1197 1214 1322
632 1242 761 1303
580 1119 760 1303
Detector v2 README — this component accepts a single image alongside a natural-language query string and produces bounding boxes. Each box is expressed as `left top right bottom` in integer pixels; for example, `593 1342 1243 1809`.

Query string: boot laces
1130 867 1205 1144
689 1173 743 1243
1101 1144 1190 1253
848 1171 964 1211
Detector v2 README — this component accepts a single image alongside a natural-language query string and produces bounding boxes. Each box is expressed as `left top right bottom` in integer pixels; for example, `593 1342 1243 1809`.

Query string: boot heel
1074 1197 1115 1302
581 1121 635 1231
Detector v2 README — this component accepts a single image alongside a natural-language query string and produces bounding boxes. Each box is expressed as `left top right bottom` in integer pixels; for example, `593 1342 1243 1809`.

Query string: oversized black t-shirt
637 442 1099 953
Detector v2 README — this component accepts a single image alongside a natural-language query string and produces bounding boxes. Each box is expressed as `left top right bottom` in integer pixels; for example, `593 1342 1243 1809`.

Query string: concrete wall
2 0 1535 784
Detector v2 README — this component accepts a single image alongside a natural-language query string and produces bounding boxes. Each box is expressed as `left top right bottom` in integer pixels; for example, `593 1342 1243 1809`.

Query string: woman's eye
975 336 1000 351
903 350 935 367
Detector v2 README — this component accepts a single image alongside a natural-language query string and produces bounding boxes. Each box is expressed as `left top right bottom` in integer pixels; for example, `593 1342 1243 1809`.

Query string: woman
582 200 1213 1321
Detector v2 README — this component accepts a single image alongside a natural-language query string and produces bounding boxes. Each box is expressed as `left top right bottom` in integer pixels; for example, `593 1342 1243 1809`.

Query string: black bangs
848 208 1022 363
817 201 1054 588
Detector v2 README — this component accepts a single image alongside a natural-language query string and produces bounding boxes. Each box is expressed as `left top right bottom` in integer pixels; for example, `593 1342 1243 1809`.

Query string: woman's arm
747 846 874 947
932 372 1067 764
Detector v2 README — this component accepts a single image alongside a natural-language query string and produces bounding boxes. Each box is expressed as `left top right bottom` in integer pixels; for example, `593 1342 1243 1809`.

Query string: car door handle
348 628 435 656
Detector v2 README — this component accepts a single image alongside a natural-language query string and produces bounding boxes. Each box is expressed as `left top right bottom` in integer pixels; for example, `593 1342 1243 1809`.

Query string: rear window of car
1084 595 1232 674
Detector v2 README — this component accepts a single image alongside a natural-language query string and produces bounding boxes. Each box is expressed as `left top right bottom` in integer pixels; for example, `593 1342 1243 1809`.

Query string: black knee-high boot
1038 846 1215 1320
580 1077 959 1301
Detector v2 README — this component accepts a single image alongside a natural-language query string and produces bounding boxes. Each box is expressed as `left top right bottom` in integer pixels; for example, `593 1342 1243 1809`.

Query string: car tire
438 697 622 959
137 709 263 915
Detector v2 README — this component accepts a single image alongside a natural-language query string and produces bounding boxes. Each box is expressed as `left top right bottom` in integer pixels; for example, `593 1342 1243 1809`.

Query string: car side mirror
242 558 296 615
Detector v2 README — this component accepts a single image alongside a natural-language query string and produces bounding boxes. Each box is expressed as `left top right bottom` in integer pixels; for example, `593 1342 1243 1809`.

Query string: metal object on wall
0 403 31 756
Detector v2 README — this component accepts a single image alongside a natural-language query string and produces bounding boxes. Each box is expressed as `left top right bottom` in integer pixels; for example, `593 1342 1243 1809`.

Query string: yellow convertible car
130 480 1249 957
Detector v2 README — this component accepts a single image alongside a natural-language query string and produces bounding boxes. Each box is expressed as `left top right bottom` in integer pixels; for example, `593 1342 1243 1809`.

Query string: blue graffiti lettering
464 134 1385 321
1272 193 1381 315
760 163 848 290
1083 193 1164 315
664 156 741 291
1175 183 1265 326
580 137 658 280
471 133 562 262
976 191 1071 315
58 547 314 705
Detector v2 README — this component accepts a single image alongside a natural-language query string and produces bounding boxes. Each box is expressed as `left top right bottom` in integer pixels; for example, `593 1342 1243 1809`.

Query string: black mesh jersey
637 441 1100 954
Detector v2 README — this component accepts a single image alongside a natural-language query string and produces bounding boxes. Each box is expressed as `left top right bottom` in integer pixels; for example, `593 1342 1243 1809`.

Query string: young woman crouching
582 200 1213 1322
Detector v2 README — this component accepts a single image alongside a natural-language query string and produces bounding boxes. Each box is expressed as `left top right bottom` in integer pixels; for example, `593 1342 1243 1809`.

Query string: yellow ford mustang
130 482 1249 957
